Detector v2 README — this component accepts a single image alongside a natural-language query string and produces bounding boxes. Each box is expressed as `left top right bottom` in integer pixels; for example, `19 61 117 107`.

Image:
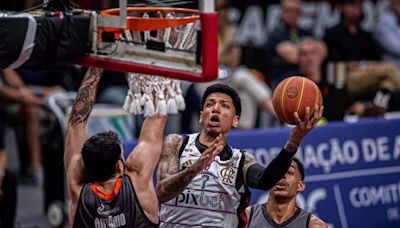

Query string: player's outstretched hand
289 105 324 145
193 134 224 172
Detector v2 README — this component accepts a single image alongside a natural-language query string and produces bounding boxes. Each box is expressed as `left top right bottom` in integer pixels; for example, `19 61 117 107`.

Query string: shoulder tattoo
159 134 183 177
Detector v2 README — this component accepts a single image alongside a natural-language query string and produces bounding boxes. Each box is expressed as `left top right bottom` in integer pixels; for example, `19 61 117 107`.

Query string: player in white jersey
156 83 323 227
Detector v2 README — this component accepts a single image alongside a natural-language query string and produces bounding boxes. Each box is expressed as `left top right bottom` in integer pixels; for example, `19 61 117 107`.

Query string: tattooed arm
64 67 103 215
156 134 223 203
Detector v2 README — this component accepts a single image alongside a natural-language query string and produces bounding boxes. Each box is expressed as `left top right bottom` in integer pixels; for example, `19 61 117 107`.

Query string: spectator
323 0 400 115
217 0 236 61
323 0 381 63
0 121 17 228
245 157 327 228
297 37 352 120
264 0 312 88
298 37 400 120
0 69 61 187
373 0 400 67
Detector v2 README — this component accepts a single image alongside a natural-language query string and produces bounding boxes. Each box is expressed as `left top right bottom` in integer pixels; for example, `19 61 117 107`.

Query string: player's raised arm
125 115 167 184
64 67 103 201
243 105 323 191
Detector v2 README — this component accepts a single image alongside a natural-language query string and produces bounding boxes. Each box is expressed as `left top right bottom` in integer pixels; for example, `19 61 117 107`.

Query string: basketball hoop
100 7 199 33
81 0 218 83
115 7 199 116
79 1 217 116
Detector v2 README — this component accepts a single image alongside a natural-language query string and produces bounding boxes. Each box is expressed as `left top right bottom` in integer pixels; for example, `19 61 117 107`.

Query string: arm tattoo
162 135 181 179
157 134 199 202
69 68 103 126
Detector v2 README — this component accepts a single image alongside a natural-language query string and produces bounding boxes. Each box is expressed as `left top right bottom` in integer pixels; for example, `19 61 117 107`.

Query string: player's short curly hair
201 83 241 117
81 131 122 182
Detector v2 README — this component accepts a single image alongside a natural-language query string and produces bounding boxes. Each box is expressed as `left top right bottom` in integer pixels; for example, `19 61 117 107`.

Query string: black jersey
73 174 159 228
248 204 311 228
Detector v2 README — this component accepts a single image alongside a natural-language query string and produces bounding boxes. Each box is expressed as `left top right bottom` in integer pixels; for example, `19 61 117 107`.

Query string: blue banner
123 118 400 227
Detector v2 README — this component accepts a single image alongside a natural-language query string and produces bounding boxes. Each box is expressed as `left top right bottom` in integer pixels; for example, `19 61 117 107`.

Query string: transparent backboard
81 0 218 82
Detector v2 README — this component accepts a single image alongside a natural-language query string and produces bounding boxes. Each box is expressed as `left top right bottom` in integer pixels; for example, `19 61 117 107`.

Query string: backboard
81 0 218 82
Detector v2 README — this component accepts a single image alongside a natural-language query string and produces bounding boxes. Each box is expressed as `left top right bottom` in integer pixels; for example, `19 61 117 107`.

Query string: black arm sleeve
246 148 294 191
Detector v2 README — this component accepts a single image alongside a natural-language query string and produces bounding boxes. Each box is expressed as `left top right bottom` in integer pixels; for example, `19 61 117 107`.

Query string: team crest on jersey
220 167 235 184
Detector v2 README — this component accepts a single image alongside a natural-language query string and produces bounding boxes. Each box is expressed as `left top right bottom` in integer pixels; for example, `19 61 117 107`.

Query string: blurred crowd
1 0 400 227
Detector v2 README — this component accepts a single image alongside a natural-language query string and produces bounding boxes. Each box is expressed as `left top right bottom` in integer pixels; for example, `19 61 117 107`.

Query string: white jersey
160 133 247 227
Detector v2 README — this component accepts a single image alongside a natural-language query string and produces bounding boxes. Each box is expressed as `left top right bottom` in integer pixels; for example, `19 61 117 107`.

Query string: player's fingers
215 133 223 146
313 105 319 119
312 105 321 125
304 106 311 122
310 105 323 126
203 134 224 161
307 105 319 126
211 145 224 159
319 105 324 118
293 111 302 125
206 143 216 155
209 134 222 148
205 139 218 155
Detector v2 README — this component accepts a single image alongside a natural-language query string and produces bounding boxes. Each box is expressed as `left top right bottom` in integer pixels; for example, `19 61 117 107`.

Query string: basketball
272 76 322 125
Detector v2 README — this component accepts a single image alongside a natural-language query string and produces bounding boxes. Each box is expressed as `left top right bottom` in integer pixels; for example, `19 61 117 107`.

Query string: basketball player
245 157 327 228
156 83 323 227
65 67 200 227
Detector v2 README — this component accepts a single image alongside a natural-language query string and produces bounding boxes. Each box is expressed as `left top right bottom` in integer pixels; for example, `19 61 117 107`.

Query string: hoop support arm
200 12 218 82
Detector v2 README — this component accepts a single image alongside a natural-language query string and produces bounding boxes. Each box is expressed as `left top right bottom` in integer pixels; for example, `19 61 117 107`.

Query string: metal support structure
199 0 215 13
119 0 127 28
98 0 127 29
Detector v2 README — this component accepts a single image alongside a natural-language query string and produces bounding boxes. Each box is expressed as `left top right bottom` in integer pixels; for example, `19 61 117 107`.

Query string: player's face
271 161 304 199
200 92 239 137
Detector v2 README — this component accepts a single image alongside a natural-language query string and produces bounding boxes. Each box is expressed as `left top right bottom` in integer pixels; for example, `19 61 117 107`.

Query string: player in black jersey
246 158 327 228
65 67 169 227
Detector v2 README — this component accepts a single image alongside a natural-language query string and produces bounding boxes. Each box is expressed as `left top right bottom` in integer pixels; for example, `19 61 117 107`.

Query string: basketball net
122 12 199 117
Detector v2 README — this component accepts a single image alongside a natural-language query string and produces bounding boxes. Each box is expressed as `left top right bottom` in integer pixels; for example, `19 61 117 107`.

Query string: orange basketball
272 76 322 125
